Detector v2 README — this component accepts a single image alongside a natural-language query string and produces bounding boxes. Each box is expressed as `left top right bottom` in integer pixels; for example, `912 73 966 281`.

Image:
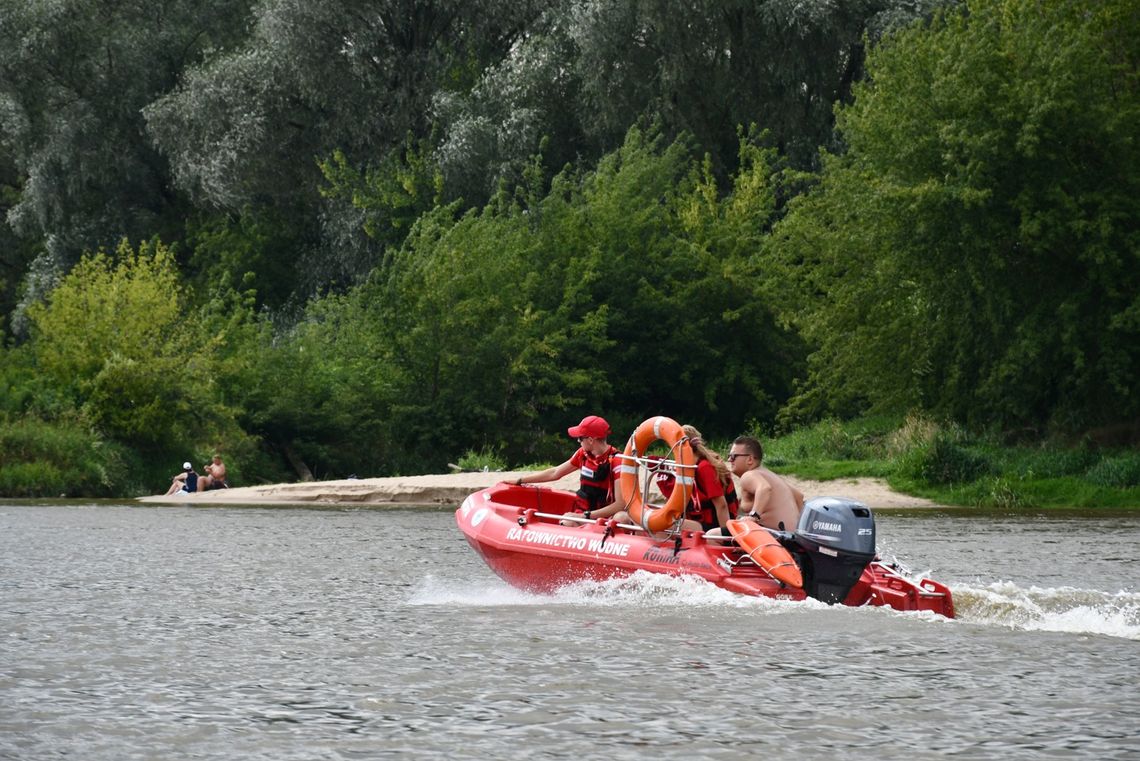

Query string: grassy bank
458 415 1139 510
762 416 1140 510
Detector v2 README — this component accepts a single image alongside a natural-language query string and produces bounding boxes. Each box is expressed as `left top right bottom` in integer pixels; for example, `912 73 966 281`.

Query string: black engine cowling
792 497 876 604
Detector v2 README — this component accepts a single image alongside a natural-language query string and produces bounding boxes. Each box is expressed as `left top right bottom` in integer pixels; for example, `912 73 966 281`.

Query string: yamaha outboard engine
793 497 876 604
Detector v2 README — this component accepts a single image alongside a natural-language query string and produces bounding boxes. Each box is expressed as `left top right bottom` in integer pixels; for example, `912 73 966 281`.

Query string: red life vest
686 460 740 532
573 445 618 510
646 456 737 531
646 454 677 498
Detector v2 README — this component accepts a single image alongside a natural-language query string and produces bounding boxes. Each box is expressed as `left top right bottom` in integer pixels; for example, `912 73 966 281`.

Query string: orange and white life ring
620 416 696 533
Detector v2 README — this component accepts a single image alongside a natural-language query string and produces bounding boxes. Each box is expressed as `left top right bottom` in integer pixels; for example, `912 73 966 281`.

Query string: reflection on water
0 504 1137 760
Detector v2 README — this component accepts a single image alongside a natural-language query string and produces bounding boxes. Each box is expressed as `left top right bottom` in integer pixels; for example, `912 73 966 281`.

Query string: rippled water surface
1 503 1137 760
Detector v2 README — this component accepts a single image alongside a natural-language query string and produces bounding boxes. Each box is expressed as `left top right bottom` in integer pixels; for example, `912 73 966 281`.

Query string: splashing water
952 581 1140 640
409 570 823 611
412 569 1140 641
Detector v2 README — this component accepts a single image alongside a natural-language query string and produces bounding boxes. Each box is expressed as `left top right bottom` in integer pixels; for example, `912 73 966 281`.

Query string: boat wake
950 581 1140 640
412 571 1140 640
409 570 825 612
554 571 821 612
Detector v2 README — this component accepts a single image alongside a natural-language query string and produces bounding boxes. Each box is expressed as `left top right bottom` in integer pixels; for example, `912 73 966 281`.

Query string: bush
765 417 882 462
1012 445 1100 479
978 477 1027 509
885 413 940 457
0 462 67 497
815 420 867 460
456 447 508 472
1085 453 1140 488
897 433 992 486
0 417 124 497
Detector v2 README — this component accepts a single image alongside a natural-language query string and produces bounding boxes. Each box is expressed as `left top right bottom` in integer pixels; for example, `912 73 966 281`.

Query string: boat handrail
614 452 697 471
531 510 653 534
870 560 948 597
614 451 695 532
530 510 747 551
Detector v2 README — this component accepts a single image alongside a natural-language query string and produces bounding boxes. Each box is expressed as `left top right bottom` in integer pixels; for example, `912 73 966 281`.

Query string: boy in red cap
508 414 622 517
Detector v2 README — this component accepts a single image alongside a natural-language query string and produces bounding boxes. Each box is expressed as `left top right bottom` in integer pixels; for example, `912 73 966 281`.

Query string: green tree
540 126 800 434
318 137 444 261
0 0 255 326
769 0 1140 431
184 208 305 312
224 293 399 480
26 240 220 452
378 197 614 468
353 126 801 471
434 0 950 204
145 0 542 292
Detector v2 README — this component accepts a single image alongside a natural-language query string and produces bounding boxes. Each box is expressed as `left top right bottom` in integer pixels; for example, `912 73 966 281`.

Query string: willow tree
768 0 1140 431
145 0 543 294
0 0 255 331
432 0 951 205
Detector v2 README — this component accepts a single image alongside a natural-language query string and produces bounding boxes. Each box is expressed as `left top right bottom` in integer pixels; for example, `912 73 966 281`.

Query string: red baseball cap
567 415 611 438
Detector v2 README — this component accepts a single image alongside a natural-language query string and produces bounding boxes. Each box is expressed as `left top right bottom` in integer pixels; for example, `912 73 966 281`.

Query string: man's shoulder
759 467 796 490
750 468 776 488
740 467 764 484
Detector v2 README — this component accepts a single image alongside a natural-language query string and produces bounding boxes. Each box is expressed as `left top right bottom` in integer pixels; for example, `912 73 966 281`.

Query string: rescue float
456 416 955 618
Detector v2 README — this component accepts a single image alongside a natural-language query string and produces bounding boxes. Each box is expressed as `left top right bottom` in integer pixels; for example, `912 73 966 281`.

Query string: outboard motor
792 497 876 604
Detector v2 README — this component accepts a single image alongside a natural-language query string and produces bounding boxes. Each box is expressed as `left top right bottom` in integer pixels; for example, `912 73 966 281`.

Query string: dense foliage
0 0 1136 497
768 0 1140 433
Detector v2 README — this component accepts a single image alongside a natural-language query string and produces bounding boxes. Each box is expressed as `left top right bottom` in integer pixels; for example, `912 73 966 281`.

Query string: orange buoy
727 519 803 588
620 416 696 533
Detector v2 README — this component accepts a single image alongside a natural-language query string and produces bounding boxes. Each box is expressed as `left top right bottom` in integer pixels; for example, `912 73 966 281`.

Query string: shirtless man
727 436 804 532
197 455 228 491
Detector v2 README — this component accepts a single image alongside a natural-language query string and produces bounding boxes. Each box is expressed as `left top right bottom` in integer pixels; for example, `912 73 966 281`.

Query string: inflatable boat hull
456 484 954 617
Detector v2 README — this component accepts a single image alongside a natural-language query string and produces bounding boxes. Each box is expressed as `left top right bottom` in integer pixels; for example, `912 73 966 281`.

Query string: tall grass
0 416 127 497
760 414 1140 509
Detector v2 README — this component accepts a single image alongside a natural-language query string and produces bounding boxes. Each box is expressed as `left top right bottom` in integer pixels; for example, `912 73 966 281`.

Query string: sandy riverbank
137 470 936 508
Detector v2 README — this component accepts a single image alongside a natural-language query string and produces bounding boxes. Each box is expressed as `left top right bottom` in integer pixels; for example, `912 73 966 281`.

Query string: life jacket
576 445 618 510
687 474 740 532
645 454 677 499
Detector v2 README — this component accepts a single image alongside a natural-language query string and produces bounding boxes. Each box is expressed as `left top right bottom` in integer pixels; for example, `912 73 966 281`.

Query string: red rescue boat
456 482 955 618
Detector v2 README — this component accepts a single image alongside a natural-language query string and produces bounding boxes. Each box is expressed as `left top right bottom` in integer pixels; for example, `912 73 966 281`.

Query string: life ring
620 416 696 533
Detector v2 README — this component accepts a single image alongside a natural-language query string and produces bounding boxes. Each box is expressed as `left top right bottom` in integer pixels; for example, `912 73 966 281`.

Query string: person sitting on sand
165 462 199 495
197 455 228 491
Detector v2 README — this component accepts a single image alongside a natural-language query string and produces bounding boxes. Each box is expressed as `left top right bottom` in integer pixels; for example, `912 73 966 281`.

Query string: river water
1 503 1137 760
